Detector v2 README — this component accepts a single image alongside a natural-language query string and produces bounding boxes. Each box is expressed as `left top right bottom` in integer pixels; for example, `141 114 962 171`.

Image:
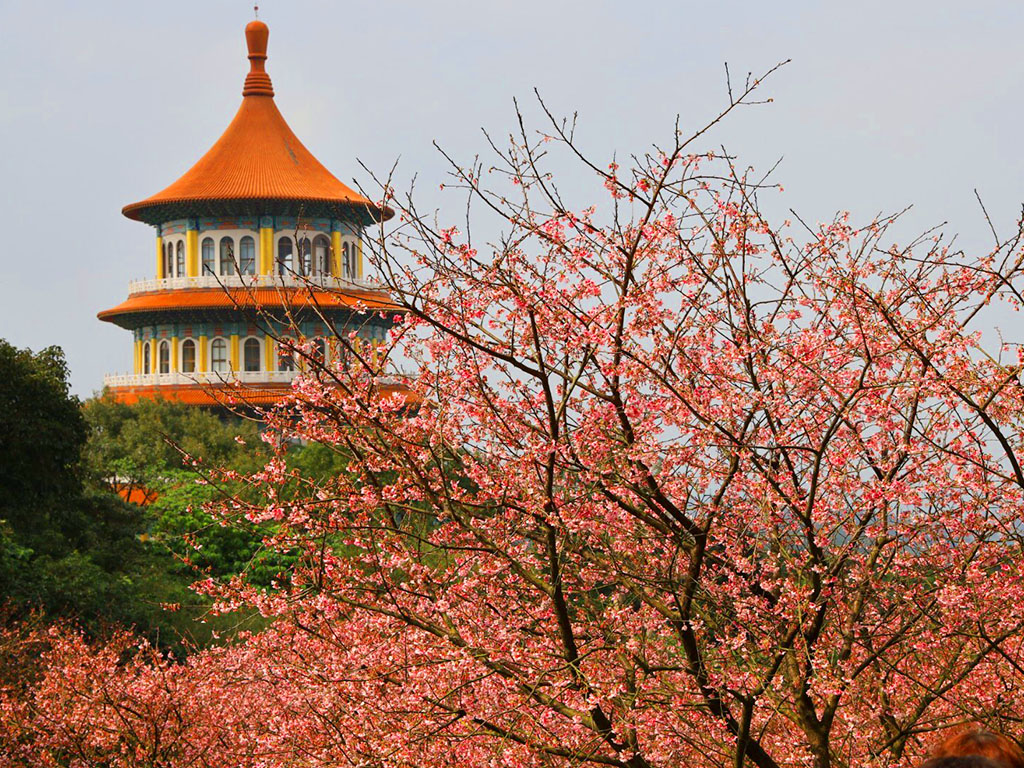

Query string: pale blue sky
1 0 1022 395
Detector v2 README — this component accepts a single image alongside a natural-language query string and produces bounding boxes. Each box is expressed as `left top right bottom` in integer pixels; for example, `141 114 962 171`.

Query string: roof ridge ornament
242 19 274 97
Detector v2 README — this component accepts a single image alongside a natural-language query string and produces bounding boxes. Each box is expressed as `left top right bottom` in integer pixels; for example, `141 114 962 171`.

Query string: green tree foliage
83 394 266 491
82 396 290 583
0 342 86 532
0 341 182 639
0 347 351 647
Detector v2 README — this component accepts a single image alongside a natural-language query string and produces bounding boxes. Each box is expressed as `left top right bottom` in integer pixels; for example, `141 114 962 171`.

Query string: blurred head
931 729 1024 768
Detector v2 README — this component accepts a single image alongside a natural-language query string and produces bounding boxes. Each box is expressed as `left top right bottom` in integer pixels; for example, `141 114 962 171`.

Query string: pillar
230 334 240 371
186 219 199 277
150 339 158 375
264 335 275 372
259 216 274 275
170 336 179 373
133 338 141 374
331 220 343 277
155 232 164 279
356 237 364 279
198 335 208 372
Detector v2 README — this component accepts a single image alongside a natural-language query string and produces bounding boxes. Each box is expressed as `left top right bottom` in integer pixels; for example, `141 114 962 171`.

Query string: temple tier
100 20 397 406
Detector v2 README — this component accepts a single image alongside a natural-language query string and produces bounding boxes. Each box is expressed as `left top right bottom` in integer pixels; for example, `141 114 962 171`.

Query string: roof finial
243 17 274 97
254 3 259 19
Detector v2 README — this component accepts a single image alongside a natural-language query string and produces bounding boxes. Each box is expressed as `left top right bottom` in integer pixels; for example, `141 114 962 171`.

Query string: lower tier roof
98 286 400 329
106 379 414 408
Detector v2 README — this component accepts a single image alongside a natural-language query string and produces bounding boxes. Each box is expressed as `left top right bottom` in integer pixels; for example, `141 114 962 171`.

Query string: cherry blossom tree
8 67 1024 768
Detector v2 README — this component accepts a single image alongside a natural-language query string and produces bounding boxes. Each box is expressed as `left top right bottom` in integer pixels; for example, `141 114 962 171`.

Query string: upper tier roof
122 21 389 226
97 285 399 329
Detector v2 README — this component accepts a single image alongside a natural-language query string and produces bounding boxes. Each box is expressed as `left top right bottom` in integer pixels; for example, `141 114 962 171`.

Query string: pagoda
99 19 398 406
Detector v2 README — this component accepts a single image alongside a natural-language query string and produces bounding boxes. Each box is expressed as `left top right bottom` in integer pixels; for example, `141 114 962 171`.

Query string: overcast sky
1 0 1022 396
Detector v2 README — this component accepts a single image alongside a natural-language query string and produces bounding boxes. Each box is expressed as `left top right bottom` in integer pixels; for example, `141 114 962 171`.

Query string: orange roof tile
117 486 159 506
108 381 294 407
98 286 400 326
122 21 389 225
106 380 416 408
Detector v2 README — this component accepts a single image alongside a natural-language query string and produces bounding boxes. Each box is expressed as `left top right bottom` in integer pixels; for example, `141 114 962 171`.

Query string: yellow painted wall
156 235 164 279
186 230 199 277
198 335 208 372
230 335 240 371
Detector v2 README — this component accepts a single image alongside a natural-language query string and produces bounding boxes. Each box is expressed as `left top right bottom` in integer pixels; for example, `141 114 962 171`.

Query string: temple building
99 19 397 406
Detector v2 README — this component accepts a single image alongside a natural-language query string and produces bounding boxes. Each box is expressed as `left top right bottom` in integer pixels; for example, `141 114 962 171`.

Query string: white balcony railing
126 274 382 295
103 371 299 388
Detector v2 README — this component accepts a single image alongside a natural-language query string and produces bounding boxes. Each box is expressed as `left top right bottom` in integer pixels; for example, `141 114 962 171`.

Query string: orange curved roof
98 286 400 327
106 380 416 408
122 21 389 225
107 381 294 407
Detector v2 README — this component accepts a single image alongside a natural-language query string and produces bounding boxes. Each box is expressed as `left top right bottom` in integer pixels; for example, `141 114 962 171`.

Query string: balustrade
127 273 381 295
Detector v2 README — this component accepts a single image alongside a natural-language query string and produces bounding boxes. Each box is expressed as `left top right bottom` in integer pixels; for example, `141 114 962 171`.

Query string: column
356 236 364 279
134 338 141 374
264 335 275 372
155 229 164 279
170 336 179 373
185 219 199 277
198 335 208 372
330 220 343 277
259 216 274 275
229 334 240 371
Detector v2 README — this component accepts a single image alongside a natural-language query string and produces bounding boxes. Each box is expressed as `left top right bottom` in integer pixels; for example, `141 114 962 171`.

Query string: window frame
239 235 256 275
299 237 312 276
210 337 229 373
181 338 196 373
243 337 262 372
313 235 330 276
277 236 293 275
219 237 235 276
276 337 295 372
341 242 350 278
158 339 171 374
201 237 215 275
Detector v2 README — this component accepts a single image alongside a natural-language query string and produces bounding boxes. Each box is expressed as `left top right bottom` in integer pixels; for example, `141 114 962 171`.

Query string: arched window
211 338 228 373
143 341 151 374
201 238 215 275
341 243 350 278
163 242 173 278
336 336 352 370
299 237 312 276
175 241 185 278
181 339 196 373
312 338 326 365
219 237 235 276
239 236 256 275
243 337 261 372
277 237 292 275
158 340 170 374
313 235 330 276
277 338 295 371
